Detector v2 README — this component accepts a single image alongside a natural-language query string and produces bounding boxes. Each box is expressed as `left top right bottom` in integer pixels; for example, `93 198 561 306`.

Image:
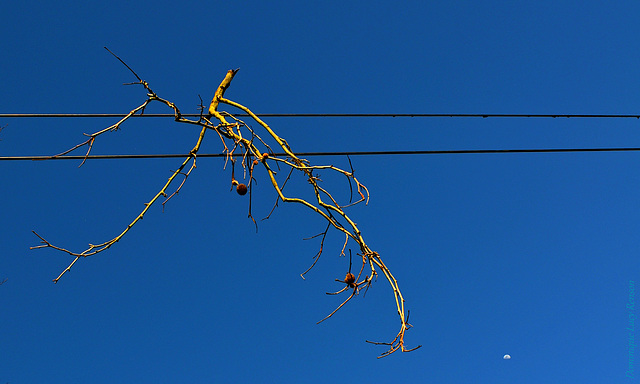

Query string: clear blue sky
1 1 639 382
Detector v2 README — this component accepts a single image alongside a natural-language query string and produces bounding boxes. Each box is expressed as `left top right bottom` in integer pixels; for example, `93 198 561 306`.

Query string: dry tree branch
31 136 206 283
300 223 331 279
317 251 370 324
162 156 197 211
211 80 420 357
30 53 419 357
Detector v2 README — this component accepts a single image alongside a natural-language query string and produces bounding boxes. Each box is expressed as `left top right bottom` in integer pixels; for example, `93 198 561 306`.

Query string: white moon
503 355 511 360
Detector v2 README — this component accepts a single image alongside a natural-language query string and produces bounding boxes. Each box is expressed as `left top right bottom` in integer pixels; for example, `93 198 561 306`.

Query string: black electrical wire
1 113 640 118
2 147 640 161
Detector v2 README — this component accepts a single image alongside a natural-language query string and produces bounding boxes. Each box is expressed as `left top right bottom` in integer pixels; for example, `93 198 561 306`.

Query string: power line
2 147 640 161
2 113 640 119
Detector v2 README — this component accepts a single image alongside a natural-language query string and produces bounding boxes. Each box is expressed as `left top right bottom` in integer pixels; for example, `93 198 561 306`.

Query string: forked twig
317 250 370 324
300 223 331 279
162 156 197 211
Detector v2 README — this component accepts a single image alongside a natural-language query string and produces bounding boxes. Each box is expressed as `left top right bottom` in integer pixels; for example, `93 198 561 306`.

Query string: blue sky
2 1 639 382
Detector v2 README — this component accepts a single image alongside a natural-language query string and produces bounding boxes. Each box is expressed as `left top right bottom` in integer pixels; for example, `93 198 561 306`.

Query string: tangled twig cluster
31 48 420 357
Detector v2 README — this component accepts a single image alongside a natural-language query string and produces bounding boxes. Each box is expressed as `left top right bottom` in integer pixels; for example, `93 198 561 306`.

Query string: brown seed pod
236 183 248 195
345 272 356 285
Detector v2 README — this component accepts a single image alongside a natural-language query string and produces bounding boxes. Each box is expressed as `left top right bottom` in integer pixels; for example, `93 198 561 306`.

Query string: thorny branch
30 49 420 357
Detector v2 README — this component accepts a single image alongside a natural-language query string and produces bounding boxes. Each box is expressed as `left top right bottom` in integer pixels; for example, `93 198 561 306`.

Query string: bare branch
104 46 142 82
162 157 197 211
300 223 331 279
31 56 418 356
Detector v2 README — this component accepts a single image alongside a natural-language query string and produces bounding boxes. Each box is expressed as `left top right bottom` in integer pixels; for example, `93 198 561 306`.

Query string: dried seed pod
236 183 248 195
345 272 356 285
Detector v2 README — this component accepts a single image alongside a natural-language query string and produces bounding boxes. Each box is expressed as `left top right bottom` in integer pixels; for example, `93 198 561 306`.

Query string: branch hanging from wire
29 48 419 358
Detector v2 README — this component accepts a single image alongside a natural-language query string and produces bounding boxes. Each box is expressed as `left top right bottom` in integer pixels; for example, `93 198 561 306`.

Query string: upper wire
2 113 640 118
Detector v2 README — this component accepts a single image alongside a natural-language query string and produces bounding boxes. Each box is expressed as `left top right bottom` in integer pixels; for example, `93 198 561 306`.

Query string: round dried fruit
236 183 248 195
345 272 356 285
